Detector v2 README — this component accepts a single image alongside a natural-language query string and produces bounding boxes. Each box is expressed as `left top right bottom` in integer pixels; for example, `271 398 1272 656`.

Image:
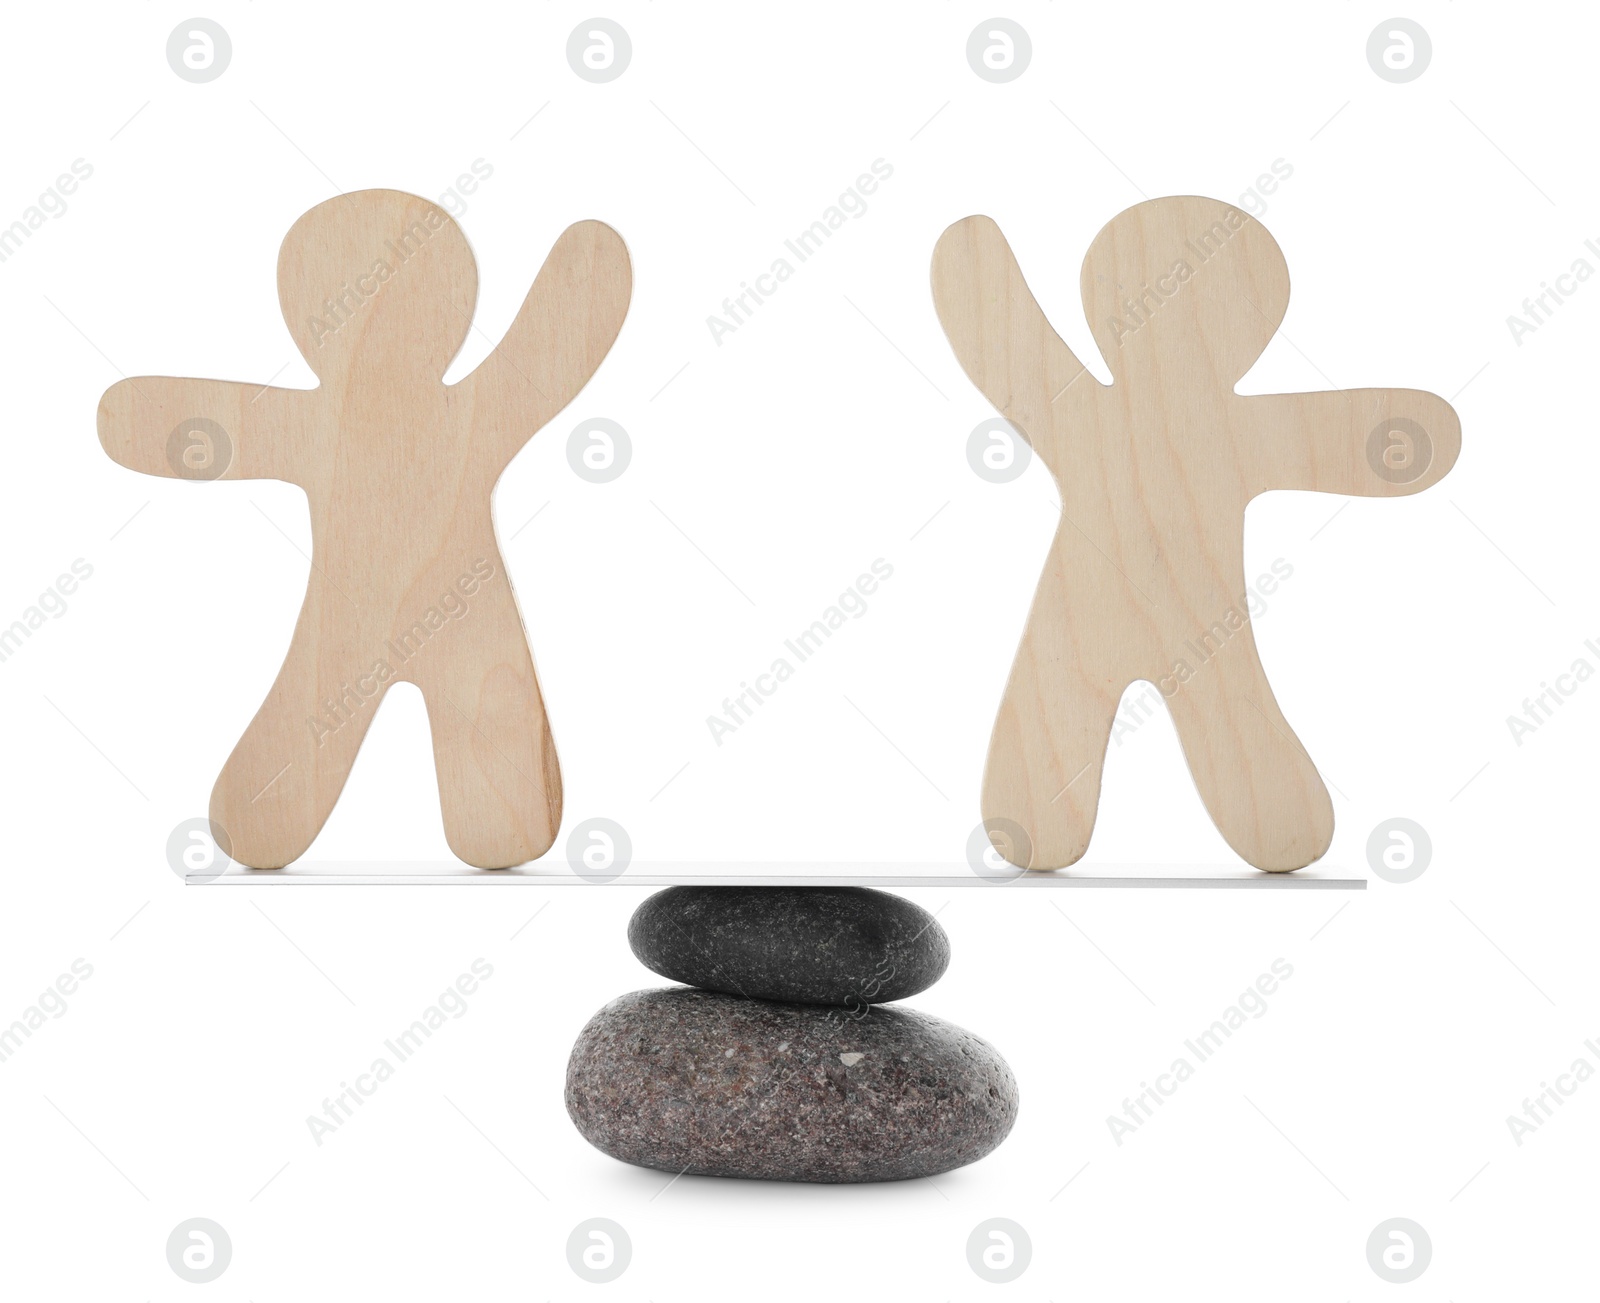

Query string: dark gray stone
627 886 949 1006
565 987 1018 1182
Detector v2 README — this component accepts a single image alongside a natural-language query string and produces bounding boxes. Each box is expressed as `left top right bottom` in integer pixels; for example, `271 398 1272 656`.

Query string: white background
0 1 1594 1297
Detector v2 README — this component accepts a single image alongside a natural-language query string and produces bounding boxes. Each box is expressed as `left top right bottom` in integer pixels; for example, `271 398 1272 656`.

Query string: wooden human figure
932 197 1460 871
99 189 631 868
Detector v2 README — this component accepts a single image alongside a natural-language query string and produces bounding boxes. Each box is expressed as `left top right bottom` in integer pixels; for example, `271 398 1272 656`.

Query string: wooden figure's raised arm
457 220 632 470
1240 385 1461 499
98 377 321 485
931 215 1102 449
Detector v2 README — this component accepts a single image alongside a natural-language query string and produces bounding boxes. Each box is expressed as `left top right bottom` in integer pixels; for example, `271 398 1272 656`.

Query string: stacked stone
564 886 1019 1183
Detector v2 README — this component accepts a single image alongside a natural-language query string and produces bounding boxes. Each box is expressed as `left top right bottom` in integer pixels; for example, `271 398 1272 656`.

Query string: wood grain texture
932 197 1460 872
99 189 631 868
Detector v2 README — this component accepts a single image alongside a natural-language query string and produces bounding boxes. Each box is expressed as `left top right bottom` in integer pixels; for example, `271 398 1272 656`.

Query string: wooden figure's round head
1080 196 1291 386
276 189 478 383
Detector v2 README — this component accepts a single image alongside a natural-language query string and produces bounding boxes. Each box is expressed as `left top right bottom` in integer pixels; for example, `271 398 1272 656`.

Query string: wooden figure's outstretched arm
457 220 631 471
1241 387 1461 498
931 215 1102 448
98 378 320 484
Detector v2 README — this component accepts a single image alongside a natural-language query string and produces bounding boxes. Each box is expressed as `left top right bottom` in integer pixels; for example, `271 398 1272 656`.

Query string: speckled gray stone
627 886 950 1006
564 987 1018 1182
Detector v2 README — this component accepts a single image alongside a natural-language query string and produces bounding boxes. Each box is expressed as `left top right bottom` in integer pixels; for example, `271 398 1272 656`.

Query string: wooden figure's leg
1160 616 1333 871
413 578 562 869
210 584 383 868
981 548 1124 870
